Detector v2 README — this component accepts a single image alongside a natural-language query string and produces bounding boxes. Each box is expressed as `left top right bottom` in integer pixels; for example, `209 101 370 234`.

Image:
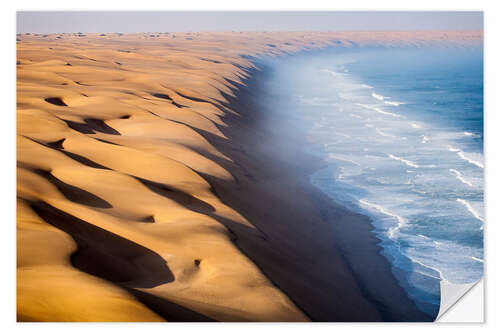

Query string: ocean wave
463 131 480 138
421 135 429 143
358 199 406 238
457 198 485 223
370 91 404 106
338 167 346 180
411 123 422 129
384 100 405 106
375 108 402 117
356 103 402 118
458 151 484 169
388 154 420 168
448 146 484 169
407 255 448 282
449 169 474 187
321 69 347 77
371 92 386 101
470 256 484 263
361 84 373 89
328 154 361 166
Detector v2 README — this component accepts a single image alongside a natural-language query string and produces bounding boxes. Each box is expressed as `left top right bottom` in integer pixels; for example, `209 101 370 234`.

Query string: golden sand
17 30 482 322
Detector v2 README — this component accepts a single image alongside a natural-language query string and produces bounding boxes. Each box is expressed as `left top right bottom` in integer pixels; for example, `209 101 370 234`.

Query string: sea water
260 45 483 317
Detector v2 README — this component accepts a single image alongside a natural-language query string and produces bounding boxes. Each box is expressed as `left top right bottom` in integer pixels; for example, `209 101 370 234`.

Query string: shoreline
200 60 433 321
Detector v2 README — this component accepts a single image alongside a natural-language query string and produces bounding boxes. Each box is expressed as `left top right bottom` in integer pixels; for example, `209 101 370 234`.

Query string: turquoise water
260 46 483 318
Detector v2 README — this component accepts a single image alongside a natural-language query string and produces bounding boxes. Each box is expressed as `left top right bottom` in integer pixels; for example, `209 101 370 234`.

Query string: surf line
358 199 406 239
457 198 485 223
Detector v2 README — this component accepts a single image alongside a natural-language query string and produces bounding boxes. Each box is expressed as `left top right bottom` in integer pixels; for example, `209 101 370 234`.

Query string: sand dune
17 31 482 321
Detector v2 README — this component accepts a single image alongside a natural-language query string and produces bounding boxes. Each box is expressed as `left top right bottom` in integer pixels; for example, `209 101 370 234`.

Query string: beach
17 31 481 321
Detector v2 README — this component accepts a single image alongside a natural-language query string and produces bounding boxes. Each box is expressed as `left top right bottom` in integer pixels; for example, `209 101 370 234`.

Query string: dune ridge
17 31 482 322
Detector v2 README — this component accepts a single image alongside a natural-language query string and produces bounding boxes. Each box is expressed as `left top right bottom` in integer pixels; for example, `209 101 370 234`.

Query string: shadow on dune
151 92 188 108
135 176 215 215
44 97 67 106
62 150 111 170
125 288 216 322
150 93 172 100
26 137 111 170
61 118 121 135
29 201 175 288
27 168 113 209
174 91 214 104
46 137 122 170
174 90 229 114
94 138 123 146
200 58 223 64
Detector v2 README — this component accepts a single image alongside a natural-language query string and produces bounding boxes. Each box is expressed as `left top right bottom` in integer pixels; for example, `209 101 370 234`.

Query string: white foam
411 123 422 129
470 256 484 263
321 69 347 77
388 154 420 168
458 151 484 169
417 234 431 240
421 135 429 143
356 103 402 118
408 255 449 282
384 100 405 106
449 169 474 187
358 199 406 238
457 198 485 223
374 108 402 118
328 154 361 166
371 92 386 101
361 84 373 89
448 146 484 169
337 167 345 180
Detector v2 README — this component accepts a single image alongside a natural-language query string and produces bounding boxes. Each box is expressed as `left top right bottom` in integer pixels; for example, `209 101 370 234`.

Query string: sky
16 11 483 34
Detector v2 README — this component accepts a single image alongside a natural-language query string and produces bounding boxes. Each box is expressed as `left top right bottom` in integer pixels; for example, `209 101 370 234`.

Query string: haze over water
260 45 484 317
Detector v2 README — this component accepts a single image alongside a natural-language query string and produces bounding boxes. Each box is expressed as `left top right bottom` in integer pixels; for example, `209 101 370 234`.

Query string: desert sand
17 30 482 322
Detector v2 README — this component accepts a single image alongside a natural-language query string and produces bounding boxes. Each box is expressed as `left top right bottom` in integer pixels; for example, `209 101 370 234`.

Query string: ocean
260 45 484 317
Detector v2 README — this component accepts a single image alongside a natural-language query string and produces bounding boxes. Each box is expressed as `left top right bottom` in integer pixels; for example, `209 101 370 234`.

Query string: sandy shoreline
17 31 481 321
